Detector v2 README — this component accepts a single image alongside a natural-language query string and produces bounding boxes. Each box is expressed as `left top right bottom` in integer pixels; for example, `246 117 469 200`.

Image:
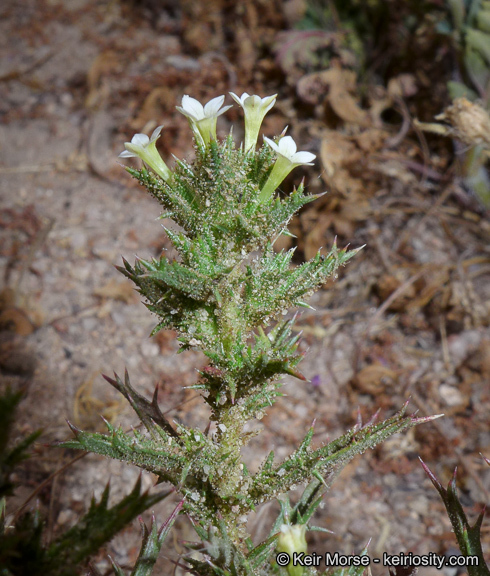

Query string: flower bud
277 523 307 576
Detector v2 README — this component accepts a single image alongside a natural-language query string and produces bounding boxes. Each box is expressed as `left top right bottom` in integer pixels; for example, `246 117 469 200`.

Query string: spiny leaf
250 405 441 502
47 476 173 569
0 477 173 576
420 460 489 576
102 369 178 439
121 500 184 576
0 388 42 498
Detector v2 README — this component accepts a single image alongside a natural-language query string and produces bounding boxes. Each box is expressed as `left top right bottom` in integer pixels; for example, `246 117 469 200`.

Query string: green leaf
46 477 173 571
250 404 441 502
420 460 489 576
123 500 183 576
0 388 42 498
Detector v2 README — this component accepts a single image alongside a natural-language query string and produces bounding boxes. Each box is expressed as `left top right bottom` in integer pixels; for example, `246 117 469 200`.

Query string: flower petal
263 135 280 153
229 92 249 106
277 135 297 158
259 94 277 114
229 92 241 105
150 125 164 143
131 133 150 147
291 151 316 165
119 149 136 158
204 95 226 116
180 95 205 120
244 95 261 110
219 105 232 118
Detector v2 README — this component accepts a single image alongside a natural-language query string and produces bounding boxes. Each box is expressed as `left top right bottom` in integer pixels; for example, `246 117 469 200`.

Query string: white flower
229 92 277 152
176 95 232 145
264 135 316 165
259 135 316 201
119 125 171 181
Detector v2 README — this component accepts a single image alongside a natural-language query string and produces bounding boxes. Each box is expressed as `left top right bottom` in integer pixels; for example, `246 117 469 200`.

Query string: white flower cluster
119 93 315 201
